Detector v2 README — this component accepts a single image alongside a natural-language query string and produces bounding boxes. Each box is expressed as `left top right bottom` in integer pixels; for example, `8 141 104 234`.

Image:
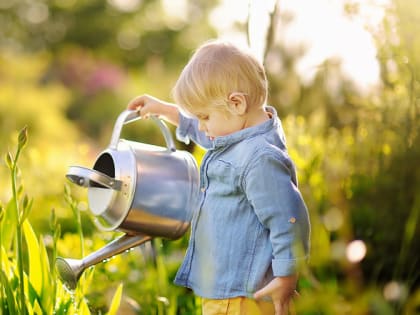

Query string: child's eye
197 114 209 121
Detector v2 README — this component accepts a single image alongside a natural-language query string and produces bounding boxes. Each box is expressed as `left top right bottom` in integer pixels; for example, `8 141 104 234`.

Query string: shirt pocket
207 159 240 196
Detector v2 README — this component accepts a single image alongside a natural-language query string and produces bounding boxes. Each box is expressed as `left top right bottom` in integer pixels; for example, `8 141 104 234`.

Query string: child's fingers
253 284 271 300
127 95 146 110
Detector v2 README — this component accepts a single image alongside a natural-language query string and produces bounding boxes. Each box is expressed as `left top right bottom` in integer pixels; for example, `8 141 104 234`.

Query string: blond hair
172 40 267 115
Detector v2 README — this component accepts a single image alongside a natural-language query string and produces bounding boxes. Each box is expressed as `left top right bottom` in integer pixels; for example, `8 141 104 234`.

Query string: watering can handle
109 110 176 152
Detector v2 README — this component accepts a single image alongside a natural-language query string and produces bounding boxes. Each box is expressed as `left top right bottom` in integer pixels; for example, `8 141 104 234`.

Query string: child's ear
227 93 247 115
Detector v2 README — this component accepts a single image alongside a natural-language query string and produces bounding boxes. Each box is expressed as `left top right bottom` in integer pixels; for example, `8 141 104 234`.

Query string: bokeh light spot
322 207 344 231
108 0 142 12
383 281 407 301
117 29 140 50
24 3 49 24
346 240 367 263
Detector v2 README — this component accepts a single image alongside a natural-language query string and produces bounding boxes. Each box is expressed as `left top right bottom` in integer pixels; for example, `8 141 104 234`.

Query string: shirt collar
211 105 278 149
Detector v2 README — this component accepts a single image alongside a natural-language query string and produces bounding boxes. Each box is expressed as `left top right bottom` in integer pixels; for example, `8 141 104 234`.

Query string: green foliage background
0 0 419 314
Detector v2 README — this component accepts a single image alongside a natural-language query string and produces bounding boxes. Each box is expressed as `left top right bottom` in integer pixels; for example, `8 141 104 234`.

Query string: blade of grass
395 192 420 280
0 199 17 251
54 298 72 315
32 299 43 315
0 270 18 315
8 126 28 315
49 208 61 310
23 221 43 296
107 283 123 315
78 298 91 315
26 276 41 313
39 234 54 312
64 184 85 257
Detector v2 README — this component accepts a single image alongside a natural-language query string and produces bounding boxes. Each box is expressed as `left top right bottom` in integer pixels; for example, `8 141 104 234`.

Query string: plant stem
11 146 26 315
65 186 85 257
75 206 84 258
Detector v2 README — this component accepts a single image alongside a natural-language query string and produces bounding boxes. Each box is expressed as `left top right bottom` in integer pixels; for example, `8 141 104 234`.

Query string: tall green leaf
23 221 43 296
0 270 18 315
39 234 54 313
78 298 91 315
0 199 17 251
107 283 123 315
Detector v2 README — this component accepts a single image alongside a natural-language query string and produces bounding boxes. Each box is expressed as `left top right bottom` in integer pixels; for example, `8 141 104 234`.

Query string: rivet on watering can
78 178 84 185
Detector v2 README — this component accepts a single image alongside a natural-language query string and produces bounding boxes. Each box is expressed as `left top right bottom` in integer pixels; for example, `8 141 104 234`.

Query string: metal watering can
56 110 199 290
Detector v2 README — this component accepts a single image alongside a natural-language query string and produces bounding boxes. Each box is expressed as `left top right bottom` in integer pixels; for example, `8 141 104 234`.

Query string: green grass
0 127 122 315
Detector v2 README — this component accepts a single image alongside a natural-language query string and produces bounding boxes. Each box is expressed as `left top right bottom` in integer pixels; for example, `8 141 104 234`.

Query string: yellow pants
202 297 275 315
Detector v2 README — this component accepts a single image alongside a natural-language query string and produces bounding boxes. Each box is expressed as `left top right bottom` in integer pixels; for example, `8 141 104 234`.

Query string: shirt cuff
272 258 297 276
175 112 191 145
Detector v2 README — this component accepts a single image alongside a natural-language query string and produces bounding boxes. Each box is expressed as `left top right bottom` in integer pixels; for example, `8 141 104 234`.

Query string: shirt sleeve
176 112 214 149
243 150 310 276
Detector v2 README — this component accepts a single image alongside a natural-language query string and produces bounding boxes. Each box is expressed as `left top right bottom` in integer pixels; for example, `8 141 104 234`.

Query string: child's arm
127 94 180 126
254 275 298 315
243 149 310 314
128 94 214 149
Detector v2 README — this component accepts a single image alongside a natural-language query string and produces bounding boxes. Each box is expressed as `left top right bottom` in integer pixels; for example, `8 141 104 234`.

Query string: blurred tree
0 0 219 142
257 0 419 312
0 0 217 67
349 0 420 290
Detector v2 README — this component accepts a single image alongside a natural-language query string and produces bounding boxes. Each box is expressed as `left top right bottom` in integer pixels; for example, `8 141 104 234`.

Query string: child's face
193 108 246 140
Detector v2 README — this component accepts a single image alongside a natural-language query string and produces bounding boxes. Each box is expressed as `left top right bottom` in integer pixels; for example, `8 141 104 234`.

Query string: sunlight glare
247 0 277 62
211 0 391 92
209 0 248 33
162 0 188 20
209 0 249 49
161 0 189 30
280 0 383 91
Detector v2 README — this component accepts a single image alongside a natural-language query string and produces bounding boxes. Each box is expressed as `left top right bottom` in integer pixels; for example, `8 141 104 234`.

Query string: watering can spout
55 258 85 291
56 233 151 290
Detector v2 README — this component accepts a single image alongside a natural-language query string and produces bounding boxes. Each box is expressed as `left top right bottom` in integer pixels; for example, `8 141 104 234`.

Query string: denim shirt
174 106 310 299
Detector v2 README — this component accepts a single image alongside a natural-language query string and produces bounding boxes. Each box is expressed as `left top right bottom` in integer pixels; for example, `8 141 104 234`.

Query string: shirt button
200 187 206 192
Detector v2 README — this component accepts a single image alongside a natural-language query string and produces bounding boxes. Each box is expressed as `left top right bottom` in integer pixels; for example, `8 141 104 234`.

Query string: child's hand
127 94 180 126
253 275 298 315
127 94 165 118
